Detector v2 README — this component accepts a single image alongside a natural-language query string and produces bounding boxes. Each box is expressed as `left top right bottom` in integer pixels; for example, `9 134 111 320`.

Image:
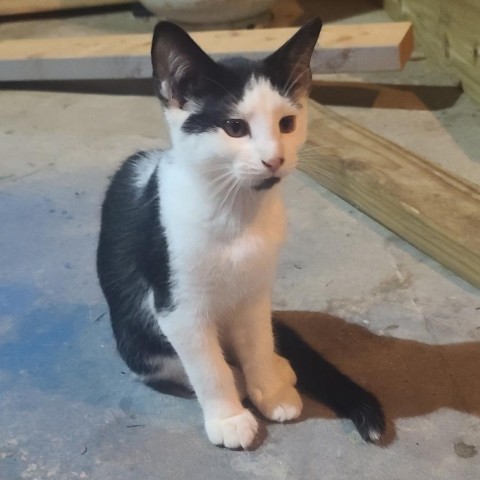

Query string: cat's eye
223 119 250 138
279 115 296 134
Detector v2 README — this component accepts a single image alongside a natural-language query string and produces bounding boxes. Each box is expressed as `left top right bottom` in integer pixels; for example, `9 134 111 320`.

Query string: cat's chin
252 176 281 191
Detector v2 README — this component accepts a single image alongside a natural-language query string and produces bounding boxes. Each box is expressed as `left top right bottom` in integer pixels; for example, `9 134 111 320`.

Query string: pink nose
262 157 284 173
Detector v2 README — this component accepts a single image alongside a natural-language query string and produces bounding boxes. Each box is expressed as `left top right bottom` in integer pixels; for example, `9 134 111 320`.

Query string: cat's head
151 19 321 191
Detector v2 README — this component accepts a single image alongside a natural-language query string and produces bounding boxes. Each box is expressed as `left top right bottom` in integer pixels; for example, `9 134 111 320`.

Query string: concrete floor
1 2 480 479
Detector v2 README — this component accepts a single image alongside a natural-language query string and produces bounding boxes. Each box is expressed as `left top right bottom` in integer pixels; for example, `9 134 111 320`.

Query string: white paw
251 384 302 422
205 409 258 449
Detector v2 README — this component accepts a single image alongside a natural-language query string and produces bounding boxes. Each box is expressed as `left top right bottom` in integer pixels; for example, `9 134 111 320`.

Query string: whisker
199 164 232 173
299 147 340 156
200 167 234 193
227 180 242 212
284 67 310 98
211 182 233 199
281 55 305 96
210 175 235 198
281 50 309 97
205 171 232 184
297 165 335 181
217 177 240 213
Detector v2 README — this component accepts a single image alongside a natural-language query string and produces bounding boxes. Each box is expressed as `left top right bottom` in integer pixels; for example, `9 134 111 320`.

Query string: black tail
273 318 385 442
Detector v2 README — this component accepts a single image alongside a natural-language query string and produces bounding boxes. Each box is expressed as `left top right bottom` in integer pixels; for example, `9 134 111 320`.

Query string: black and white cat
97 19 385 449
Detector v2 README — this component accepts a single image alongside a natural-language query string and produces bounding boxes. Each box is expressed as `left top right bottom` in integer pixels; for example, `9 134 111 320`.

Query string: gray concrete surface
1 2 480 479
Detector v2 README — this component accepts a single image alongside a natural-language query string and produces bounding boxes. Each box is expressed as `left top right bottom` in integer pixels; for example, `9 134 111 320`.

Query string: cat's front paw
250 384 302 422
205 409 258 449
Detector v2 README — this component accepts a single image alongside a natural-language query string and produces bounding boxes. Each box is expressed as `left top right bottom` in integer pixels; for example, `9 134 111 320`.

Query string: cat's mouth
252 176 281 191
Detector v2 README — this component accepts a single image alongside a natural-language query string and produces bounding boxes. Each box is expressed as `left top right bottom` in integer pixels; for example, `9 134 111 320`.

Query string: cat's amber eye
223 119 250 138
279 115 296 134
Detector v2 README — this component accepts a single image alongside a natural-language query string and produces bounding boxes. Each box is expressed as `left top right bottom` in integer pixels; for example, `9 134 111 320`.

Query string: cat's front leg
229 295 303 422
158 310 258 449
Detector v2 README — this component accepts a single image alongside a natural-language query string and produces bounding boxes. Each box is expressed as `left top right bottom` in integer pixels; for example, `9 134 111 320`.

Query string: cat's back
99 149 167 234
97 149 169 297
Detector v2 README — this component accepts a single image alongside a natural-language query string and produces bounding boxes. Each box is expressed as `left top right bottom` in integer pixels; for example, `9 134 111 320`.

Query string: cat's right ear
151 22 217 109
265 18 322 98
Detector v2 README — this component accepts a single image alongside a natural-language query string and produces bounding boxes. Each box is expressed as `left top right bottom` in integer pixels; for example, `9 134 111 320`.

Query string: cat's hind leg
227 294 303 423
109 305 194 396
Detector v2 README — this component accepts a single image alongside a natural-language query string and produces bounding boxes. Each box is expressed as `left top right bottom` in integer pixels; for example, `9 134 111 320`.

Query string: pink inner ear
151 21 217 107
168 98 181 109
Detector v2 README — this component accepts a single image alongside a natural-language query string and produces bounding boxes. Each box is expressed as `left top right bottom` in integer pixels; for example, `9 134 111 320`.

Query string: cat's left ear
151 21 218 109
265 18 322 97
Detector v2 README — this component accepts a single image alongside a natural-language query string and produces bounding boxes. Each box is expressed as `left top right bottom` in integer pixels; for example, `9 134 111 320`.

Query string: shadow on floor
311 82 463 111
274 310 480 445
0 79 156 97
145 310 480 447
0 79 463 112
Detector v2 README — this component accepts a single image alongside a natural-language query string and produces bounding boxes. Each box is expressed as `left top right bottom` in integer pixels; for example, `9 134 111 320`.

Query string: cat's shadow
274 310 480 446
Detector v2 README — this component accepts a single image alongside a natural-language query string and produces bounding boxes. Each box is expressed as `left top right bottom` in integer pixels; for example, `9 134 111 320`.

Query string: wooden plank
0 22 413 81
298 100 480 289
0 0 132 15
385 0 480 104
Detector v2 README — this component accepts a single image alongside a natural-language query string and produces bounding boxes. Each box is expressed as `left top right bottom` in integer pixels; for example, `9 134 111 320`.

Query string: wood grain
0 22 413 81
385 0 480 104
299 100 480 288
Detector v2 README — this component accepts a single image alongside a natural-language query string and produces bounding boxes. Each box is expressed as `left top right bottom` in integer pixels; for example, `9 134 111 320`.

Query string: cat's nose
262 157 284 173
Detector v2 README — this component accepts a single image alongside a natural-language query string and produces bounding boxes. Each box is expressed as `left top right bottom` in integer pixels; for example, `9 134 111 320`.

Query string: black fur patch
97 151 177 375
253 176 281 191
180 56 311 135
181 58 261 134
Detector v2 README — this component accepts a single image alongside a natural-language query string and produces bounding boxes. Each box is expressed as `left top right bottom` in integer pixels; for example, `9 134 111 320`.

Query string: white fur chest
159 161 285 316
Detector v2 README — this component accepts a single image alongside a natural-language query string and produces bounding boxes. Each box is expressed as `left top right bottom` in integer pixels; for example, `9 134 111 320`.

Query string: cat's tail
273 317 386 442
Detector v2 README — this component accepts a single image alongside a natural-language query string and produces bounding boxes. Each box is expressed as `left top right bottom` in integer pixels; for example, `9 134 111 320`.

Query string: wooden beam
0 0 132 15
385 0 480 104
299 100 480 289
0 22 413 81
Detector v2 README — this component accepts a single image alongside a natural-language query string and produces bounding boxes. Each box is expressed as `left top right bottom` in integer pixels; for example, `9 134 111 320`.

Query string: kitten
97 19 385 449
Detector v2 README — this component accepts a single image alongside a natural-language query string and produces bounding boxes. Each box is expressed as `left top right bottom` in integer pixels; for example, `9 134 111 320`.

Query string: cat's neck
205 184 283 242
207 182 274 236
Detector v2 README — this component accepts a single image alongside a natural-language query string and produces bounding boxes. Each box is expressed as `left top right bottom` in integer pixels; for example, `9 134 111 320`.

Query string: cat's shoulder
110 149 168 190
124 149 164 180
